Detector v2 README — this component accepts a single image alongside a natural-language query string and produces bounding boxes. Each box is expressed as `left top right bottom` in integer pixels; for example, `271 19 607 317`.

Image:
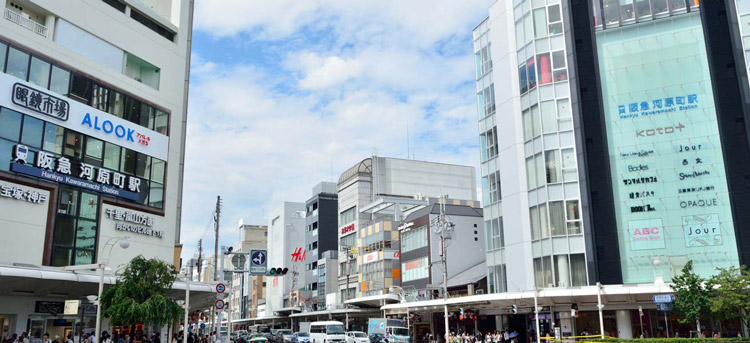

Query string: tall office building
228 223 267 320
475 0 750 337
0 0 194 339
337 156 476 302
264 202 305 316
303 182 338 310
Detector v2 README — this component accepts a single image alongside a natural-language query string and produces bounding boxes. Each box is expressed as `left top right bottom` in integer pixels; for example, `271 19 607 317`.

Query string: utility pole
198 239 203 281
437 196 453 343
214 196 222 281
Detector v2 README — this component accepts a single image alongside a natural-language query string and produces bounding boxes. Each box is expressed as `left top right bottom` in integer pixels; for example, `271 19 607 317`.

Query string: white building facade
264 202 305 316
0 0 194 339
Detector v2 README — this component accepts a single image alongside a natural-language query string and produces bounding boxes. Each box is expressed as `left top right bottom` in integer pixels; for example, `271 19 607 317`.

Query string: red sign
215 299 225 310
291 247 306 262
216 283 226 293
341 223 355 235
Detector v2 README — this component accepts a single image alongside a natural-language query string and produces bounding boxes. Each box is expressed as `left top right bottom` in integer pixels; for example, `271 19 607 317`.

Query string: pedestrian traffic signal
511 304 518 314
268 267 288 276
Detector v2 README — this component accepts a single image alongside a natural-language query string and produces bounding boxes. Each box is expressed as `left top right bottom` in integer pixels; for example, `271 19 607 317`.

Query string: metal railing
4 9 49 38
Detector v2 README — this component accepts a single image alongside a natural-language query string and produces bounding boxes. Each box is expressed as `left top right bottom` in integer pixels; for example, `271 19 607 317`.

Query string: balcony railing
4 9 49 38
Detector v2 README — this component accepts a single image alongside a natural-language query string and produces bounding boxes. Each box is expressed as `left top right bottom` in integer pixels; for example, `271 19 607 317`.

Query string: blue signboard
653 294 674 303
11 162 139 201
250 249 267 275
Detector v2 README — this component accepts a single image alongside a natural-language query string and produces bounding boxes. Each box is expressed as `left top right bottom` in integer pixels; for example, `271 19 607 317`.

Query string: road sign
64 300 80 315
657 303 672 312
232 254 247 270
250 249 267 275
653 294 674 303
216 283 226 293
215 299 225 310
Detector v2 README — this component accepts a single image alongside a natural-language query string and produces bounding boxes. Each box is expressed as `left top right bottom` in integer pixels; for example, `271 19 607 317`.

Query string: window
535 153 545 187
70 73 92 102
561 148 577 181
0 108 23 141
484 84 496 117
91 84 110 112
51 187 100 266
401 257 429 282
530 206 541 239
570 254 588 286
547 5 563 35
479 134 488 162
518 62 528 94
488 171 501 203
109 91 124 118
549 201 566 236
6 47 29 80
554 255 570 287
527 57 537 91
130 10 175 41
102 0 126 13
541 100 556 133
123 52 161 90
340 206 356 225
557 98 573 131
0 42 6 72
63 131 83 159
50 66 71 96
485 127 498 159
552 50 568 82
531 104 541 138
537 53 552 86
523 108 532 141
84 137 104 166
487 264 507 293
103 142 121 170
482 176 490 205
545 149 561 183
120 148 137 175
43 123 64 154
401 226 427 252
154 109 169 135
566 200 582 234
21 116 44 149
29 57 51 89
533 8 548 38
526 157 536 190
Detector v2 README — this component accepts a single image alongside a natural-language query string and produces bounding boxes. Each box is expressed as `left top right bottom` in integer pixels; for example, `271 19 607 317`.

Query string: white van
309 321 346 343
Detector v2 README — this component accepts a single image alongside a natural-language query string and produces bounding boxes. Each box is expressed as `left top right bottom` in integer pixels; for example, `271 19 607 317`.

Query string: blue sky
180 0 489 260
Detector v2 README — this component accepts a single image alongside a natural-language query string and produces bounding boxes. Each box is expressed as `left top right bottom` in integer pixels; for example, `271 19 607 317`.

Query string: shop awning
440 261 486 288
381 283 675 314
344 293 400 308
0 262 217 309
287 307 377 318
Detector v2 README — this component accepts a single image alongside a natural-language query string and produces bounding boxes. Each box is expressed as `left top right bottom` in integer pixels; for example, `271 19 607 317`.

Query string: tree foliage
101 256 183 327
671 260 710 329
707 265 750 329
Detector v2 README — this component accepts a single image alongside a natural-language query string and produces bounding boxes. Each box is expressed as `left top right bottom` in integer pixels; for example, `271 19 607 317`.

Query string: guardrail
4 9 49 38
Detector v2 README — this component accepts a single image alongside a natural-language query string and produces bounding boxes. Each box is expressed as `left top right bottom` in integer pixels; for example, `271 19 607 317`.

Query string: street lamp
93 237 130 343
177 271 191 335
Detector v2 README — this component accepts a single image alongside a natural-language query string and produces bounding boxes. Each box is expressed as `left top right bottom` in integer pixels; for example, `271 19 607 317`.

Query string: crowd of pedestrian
443 330 517 343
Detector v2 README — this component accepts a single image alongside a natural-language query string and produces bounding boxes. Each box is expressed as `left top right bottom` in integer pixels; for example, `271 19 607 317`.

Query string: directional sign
653 294 674 303
232 254 247 270
215 299 225 310
657 303 672 312
250 249 267 275
216 283 226 293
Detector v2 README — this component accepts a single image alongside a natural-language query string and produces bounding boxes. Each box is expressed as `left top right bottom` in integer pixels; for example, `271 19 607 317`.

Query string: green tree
672 260 710 334
100 256 184 328
707 265 750 331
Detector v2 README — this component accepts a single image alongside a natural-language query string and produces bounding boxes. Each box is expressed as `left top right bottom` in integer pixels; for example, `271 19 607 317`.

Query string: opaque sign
341 223 355 235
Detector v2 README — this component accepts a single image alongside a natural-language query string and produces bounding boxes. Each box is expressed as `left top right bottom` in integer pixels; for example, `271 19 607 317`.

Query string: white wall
97 203 176 271
264 202 305 315
377 157 477 201
0 180 50 265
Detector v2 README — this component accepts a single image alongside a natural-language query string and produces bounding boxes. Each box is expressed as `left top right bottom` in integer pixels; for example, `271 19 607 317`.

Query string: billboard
596 13 740 283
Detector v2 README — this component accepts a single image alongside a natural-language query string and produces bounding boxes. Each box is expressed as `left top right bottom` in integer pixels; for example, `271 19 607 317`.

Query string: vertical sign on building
596 13 740 282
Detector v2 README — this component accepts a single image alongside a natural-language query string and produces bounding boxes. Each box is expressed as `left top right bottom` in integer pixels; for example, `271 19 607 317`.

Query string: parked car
368 334 385 343
248 334 270 343
270 330 280 343
346 332 369 343
291 332 310 343
276 330 294 343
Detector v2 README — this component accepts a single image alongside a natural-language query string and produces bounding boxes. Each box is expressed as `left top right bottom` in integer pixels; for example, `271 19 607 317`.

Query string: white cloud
181 1 487 260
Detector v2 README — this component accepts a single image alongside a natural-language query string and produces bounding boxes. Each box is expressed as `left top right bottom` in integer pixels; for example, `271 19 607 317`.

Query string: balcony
4 9 48 38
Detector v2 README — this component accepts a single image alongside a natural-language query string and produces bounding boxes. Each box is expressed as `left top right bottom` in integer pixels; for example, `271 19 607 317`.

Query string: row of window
401 257 429 282
593 0 697 29
479 127 498 162
0 107 166 209
485 217 504 251
0 40 169 135
487 264 508 293
477 83 497 119
102 0 176 41
400 226 427 253
525 148 577 190
519 50 568 95
339 206 356 226
529 200 582 240
474 42 493 80
533 253 587 288
516 4 563 52
522 97 573 142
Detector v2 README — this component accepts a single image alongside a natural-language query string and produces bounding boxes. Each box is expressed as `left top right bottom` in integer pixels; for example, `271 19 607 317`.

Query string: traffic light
268 267 288 276
511 304 518 314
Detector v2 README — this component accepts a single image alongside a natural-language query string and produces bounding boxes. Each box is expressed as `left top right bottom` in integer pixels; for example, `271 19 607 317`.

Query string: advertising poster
596 13 740 283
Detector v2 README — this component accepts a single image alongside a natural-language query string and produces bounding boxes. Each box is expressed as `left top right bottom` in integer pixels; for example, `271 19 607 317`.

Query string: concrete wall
264 202 304 315
0 180 50 265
